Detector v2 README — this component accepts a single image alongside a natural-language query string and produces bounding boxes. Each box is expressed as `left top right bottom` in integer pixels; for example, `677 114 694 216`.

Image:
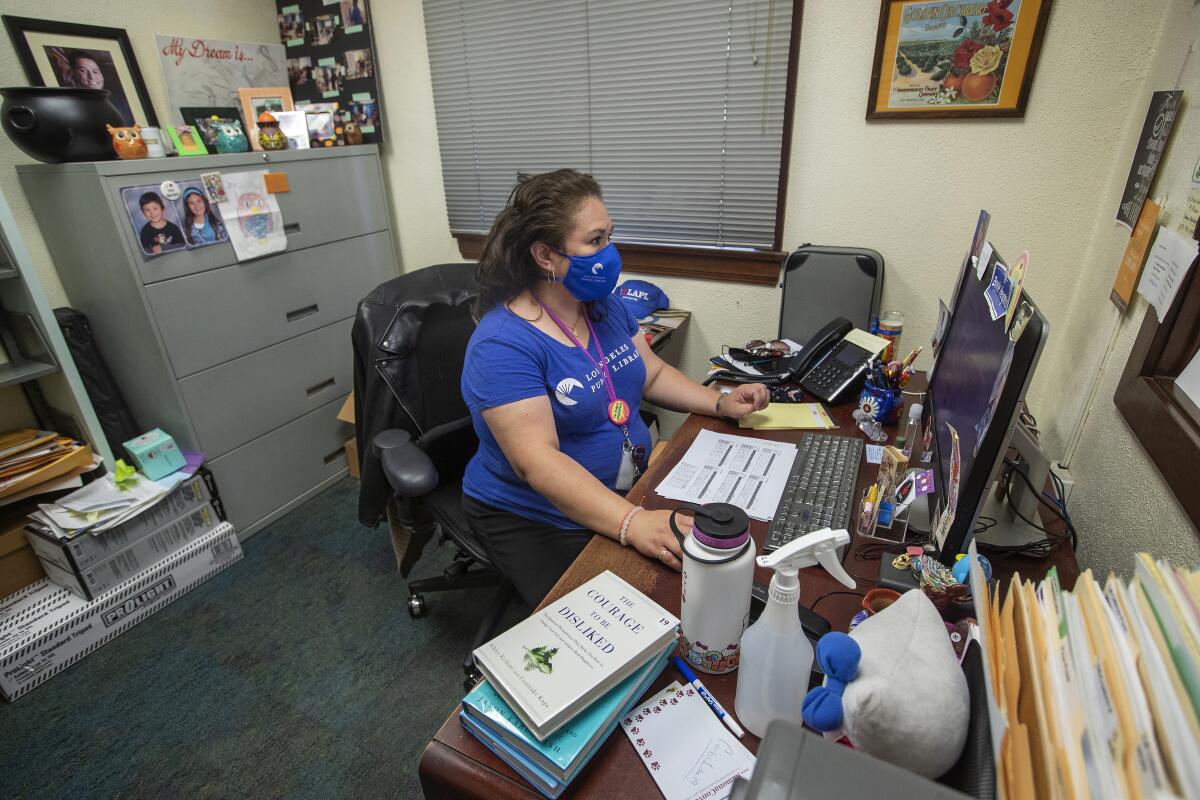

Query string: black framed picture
180 106 246 148
2 16 158 127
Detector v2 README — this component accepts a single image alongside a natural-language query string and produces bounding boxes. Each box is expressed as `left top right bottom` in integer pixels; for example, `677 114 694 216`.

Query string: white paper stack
31 474 169 540
655 429 797 521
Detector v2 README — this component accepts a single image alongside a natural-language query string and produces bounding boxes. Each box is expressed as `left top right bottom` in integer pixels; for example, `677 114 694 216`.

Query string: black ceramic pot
0 87 125 163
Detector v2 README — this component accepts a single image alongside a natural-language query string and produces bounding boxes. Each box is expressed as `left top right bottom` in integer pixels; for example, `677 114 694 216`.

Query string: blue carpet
0 478 525 799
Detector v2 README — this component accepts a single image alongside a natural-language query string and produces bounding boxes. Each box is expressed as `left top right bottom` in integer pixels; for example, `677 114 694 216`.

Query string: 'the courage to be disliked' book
472 570 679 740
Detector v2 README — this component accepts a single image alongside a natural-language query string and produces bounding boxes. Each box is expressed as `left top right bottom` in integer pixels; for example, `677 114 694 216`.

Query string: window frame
1114 224 1200 532
449 1 805 288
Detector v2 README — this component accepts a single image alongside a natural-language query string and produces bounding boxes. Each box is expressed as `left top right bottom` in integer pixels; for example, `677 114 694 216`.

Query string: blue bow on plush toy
801 632 861 732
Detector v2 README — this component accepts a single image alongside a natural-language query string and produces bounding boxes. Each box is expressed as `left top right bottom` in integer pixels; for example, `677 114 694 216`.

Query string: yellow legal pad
737 403 836 430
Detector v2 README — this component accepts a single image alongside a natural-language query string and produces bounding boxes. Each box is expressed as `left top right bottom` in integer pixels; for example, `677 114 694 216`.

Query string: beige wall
1 1 1196 572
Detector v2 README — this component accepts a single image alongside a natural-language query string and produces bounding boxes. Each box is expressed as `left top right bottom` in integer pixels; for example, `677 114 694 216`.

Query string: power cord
1002 457 1078 551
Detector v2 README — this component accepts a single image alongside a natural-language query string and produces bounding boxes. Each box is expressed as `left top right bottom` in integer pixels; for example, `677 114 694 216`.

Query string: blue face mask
555 242 622 302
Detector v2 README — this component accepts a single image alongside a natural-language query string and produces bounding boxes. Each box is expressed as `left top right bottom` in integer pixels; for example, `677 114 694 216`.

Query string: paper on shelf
654 429 797 521
621 681 755 800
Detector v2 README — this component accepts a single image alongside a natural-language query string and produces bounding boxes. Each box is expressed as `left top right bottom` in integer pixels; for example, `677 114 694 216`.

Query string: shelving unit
0 185 111 464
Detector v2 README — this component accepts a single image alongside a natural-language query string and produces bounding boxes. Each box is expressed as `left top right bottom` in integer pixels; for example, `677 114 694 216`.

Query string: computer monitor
922 246 1049 563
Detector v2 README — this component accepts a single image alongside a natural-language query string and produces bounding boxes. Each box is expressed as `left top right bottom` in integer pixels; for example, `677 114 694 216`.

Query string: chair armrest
373 429 438 497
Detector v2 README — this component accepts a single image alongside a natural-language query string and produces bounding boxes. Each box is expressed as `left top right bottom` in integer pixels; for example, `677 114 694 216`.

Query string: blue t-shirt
461 294 651 529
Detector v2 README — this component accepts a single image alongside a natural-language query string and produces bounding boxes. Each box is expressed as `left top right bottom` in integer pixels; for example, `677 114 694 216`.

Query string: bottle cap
908 402 923 419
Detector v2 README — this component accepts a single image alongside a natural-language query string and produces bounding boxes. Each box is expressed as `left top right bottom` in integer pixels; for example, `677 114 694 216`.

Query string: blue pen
671 655 745 738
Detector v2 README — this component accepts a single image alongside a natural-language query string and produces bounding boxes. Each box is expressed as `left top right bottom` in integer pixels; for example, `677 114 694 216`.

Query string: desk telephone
706 317 875 404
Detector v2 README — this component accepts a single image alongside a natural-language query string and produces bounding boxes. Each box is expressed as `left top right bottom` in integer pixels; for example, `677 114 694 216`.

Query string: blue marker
671 655 746 738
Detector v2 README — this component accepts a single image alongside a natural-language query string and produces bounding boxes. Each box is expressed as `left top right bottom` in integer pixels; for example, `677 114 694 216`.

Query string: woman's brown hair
474 169 602 318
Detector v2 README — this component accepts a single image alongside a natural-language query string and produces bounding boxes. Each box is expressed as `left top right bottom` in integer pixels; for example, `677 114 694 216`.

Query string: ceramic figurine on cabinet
214 120 248 154
256 111 287 151
106 124 147 160
343 120 363 145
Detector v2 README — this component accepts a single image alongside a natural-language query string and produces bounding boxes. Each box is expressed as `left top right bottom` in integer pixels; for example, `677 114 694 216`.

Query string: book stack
970 544 1200 799
461 570 679 798
0 429 94 503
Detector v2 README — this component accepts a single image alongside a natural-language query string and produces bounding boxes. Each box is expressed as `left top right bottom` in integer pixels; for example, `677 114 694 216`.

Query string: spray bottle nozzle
756 528 856 593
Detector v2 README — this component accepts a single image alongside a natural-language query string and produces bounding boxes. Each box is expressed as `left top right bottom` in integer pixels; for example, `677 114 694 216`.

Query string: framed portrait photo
238 86 293 151
2 16 158 127
181 106 245 148
866 0 1053 119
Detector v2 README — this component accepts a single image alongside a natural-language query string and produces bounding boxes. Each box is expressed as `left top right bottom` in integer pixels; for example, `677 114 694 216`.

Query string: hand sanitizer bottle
734 529 856 737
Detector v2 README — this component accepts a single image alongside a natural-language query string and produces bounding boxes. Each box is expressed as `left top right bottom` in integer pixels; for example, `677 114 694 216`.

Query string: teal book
463 642 673 783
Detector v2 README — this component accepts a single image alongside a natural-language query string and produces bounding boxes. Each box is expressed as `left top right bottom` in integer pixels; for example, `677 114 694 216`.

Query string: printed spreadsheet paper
654 429 797 521
621 682 755 800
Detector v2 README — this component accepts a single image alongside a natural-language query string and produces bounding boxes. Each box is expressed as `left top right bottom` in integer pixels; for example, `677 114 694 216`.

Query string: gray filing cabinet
17 145 396 538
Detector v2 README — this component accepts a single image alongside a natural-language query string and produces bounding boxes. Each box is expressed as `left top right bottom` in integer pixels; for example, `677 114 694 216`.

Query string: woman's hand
717 383 770 419
625 509 686 572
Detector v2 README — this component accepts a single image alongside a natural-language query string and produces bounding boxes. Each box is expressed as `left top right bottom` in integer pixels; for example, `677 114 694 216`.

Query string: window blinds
423 0 794 250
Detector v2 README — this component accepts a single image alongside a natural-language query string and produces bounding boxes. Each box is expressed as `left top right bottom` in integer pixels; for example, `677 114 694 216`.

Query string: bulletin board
275 0 384 144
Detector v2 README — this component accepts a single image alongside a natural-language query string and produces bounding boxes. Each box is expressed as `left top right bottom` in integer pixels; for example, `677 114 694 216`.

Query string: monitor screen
929 253 1011 493
926 246 1048 560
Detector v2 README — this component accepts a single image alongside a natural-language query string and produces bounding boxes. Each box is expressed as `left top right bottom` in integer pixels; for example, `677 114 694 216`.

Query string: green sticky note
352 92 372 102
323 90 340 99
318 57 337 66
287 38 305 47
360 125 375 133
344 24 363 34
281 3 300 12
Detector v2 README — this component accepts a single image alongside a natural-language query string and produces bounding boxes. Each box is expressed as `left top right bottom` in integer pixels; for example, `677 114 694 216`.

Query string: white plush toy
801 589 969 778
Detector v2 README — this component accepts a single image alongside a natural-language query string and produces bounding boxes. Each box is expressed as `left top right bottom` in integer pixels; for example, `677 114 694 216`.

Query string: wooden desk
419 396 1079 799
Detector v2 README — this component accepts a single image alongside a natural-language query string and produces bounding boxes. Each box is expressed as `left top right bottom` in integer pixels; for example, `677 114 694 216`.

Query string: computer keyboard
764 433 863 552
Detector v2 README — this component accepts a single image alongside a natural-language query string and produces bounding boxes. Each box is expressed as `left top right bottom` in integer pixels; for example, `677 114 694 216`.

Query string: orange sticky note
263 172 290 193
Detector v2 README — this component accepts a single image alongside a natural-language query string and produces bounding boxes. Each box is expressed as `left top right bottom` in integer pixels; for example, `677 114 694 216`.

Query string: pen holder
857 376 903 425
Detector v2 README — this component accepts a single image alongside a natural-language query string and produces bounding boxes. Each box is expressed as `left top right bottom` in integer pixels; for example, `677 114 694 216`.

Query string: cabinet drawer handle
284 222 301 235
286 304 319 323
305 377 336 397
323 447 346 466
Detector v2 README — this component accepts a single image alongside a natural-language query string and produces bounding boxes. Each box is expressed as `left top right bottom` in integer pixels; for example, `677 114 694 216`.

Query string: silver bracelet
618 505 643 546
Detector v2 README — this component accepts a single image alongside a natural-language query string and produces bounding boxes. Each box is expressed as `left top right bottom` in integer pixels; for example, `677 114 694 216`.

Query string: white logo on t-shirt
591 263 603 274
555 377 584 406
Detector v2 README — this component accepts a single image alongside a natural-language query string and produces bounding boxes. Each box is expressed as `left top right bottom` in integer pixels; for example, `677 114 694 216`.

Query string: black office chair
352 263 514 689
778 245 884 344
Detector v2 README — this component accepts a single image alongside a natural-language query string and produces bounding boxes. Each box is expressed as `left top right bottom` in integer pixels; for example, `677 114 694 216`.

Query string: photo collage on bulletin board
276 0 383 147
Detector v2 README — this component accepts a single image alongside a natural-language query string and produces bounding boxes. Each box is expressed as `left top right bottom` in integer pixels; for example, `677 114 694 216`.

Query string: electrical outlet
1051 463 1075 505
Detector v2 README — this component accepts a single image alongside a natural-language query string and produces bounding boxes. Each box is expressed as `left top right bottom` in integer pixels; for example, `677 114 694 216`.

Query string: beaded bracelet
619 505 644 546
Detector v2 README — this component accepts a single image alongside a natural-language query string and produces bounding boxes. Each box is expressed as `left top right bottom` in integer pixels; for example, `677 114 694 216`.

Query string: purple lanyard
535 296 626 425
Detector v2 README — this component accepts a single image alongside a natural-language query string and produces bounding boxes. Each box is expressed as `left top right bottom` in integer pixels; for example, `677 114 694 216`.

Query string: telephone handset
704 317 854 388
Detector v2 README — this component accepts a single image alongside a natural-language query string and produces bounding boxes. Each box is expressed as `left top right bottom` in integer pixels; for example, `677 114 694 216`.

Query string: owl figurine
105 124 147 160
256 112 288 151
215 120 249 154
343 121 363 145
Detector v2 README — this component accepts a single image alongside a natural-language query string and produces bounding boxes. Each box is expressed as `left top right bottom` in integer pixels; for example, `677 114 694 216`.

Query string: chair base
405 551 517 691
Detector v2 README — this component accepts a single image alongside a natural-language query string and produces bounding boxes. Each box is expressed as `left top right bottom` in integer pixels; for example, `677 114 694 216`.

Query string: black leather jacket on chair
351 262 478 527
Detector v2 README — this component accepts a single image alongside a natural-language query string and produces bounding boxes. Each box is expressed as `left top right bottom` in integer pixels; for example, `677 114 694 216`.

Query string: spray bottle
734 528 855 737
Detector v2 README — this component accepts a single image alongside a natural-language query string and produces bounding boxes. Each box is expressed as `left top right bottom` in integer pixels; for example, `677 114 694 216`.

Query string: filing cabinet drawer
147 231 393 377
208 397 349 533
108 151 390 285
178 318 354 457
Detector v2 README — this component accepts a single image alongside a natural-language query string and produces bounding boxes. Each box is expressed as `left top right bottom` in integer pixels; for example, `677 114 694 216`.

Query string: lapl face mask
556 242 622 301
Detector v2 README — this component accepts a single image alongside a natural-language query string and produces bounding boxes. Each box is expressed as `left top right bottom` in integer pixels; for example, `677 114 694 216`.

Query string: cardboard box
338 393 358 479
24 473 213 573
345 437 360 479
35 503 221 601
0 522 241 701
0 499 46 599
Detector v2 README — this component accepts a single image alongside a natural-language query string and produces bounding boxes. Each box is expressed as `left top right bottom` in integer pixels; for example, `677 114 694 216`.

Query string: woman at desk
461 169 769 606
